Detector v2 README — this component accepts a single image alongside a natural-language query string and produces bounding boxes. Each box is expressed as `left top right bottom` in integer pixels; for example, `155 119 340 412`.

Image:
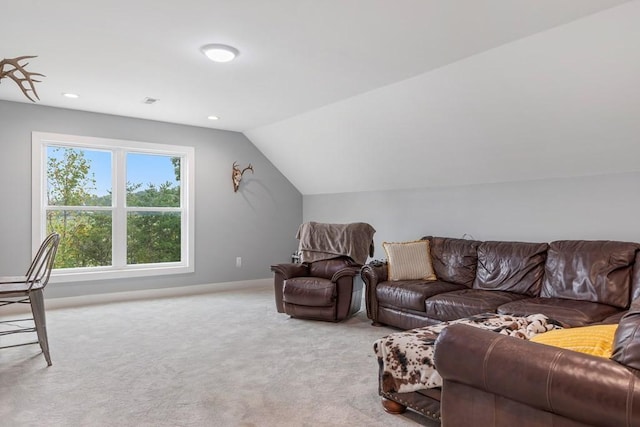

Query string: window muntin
33 132 194 282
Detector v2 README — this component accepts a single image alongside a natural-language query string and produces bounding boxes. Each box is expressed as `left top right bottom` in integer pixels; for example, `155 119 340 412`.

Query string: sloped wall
247 2 640 196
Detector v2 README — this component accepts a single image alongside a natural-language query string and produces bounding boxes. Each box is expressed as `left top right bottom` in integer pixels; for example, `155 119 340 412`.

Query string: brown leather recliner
271 257 363 322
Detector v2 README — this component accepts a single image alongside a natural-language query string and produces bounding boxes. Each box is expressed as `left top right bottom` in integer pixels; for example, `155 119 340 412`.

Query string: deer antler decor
232 161 254 192
0 56 45 102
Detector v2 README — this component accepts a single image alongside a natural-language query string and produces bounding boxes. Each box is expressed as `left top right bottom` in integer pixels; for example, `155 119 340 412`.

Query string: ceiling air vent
142 97 159 104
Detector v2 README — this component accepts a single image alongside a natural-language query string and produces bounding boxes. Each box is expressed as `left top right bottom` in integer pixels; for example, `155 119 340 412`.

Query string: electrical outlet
236 257 242 268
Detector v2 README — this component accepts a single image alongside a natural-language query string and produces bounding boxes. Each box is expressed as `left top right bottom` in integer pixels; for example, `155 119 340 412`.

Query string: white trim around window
32 131 195 282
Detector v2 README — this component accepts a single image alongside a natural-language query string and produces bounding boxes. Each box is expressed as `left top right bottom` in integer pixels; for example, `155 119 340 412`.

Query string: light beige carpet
0 281 436 427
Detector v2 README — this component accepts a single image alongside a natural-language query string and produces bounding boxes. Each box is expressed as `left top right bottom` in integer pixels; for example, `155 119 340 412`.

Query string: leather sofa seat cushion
473 241 548 296
377 280 466 312
424 289 528 322
611 305 640 369
599 311 627 325
423 236 480 287
377 306 443 330
283 278 335 307
497 297 621 327
308 257 354 280
542 240 639 309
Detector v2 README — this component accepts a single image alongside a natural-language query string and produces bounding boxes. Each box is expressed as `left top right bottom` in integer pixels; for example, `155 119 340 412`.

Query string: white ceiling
1 0 636 195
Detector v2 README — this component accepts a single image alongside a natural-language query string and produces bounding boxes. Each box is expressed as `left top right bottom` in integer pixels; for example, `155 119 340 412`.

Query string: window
32 132 194 282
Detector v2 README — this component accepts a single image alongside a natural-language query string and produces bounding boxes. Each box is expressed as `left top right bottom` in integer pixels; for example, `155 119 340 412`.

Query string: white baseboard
0 278 272 317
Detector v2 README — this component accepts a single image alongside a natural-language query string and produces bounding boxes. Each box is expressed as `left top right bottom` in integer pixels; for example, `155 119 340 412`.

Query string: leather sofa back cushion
308 257 353 280
423 236 480 287
473 241 548 296
611 308 640 369
541 240 639 309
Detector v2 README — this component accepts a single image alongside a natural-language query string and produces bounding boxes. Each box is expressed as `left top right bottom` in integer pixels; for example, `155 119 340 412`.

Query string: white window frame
32 131 195 282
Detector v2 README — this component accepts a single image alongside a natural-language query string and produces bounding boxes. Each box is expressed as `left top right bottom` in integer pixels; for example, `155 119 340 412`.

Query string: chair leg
30 290 51 366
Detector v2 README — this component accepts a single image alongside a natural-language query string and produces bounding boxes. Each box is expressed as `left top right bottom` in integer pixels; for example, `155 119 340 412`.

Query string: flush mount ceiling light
62 92 79 98
201 44 239 63
207 115 219 120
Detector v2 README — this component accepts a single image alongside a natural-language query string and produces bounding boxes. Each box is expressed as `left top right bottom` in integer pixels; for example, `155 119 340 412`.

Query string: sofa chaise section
434 314 640 426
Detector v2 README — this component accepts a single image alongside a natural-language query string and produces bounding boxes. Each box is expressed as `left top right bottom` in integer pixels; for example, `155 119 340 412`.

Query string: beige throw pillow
383 240 437 281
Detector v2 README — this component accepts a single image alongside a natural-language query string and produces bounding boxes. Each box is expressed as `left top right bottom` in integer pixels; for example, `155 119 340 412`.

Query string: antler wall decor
0 56 45 102
232 161 254 192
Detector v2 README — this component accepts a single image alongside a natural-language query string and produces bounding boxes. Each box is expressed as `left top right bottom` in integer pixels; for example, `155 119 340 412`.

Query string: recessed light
62 93 79 99
207 115 220 121
201 44 239 63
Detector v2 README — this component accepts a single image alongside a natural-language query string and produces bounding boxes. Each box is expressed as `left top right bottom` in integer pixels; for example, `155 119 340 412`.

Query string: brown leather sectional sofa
362 236 640 422
362 236 640 330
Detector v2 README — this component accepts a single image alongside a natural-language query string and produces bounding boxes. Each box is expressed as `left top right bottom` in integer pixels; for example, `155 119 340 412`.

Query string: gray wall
0 100 302 298
303 172 640 260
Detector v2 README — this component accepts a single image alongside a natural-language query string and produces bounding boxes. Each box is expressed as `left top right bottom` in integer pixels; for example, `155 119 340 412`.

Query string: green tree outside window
46 147 182 268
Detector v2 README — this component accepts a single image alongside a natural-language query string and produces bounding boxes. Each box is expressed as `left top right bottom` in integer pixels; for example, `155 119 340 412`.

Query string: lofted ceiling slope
247 1 640 194
1 1 635 195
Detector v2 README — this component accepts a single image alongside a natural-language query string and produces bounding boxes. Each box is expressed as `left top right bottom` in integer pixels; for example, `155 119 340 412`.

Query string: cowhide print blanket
373 313 563 394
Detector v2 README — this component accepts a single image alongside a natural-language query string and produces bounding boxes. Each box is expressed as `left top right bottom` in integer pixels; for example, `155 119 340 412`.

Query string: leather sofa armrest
360 263 388 287
270 263 309 279
361 262 388 324
434 324 640 427
331 266 361 282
